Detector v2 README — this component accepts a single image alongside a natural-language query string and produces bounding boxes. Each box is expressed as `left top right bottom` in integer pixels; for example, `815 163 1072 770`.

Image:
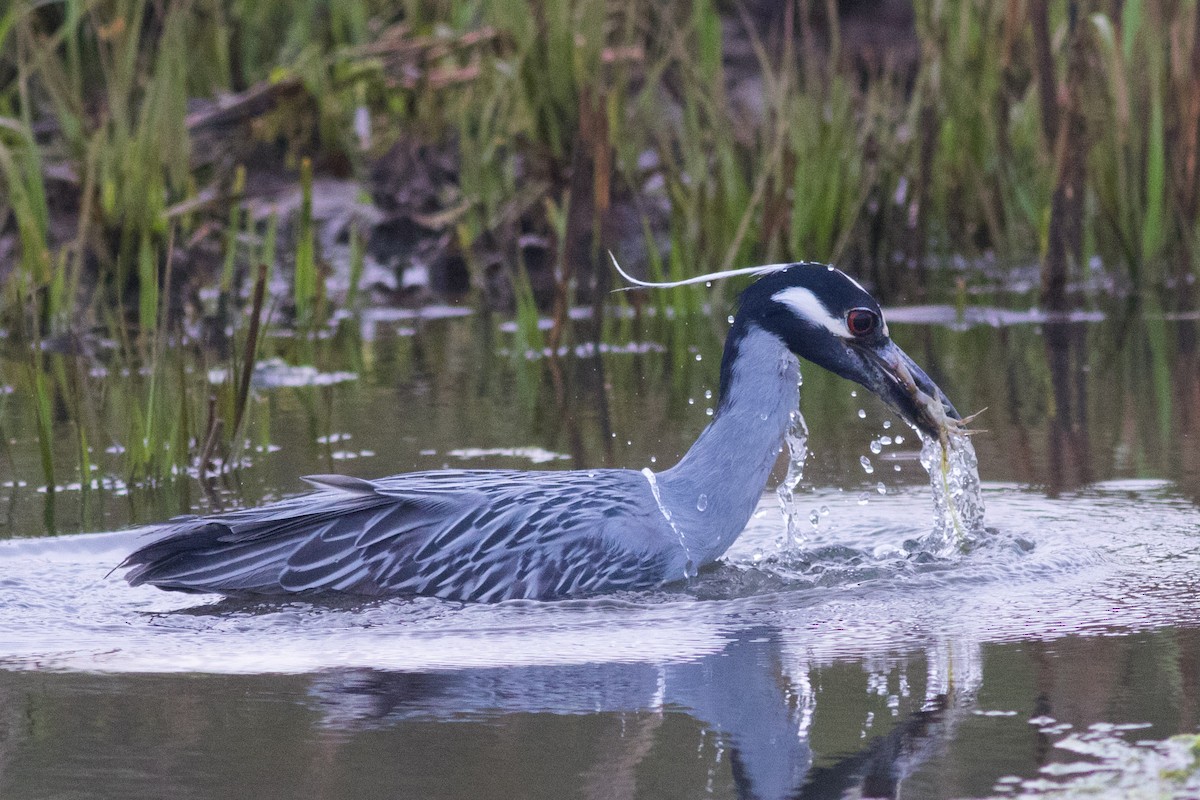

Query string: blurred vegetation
0 0 1199 497
3 1 1199 315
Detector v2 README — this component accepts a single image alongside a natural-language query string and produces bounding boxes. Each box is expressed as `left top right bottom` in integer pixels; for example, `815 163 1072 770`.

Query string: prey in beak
849 339 963 445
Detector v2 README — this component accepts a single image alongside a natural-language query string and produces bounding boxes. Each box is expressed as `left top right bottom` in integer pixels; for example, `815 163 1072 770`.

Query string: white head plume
608 252 795 292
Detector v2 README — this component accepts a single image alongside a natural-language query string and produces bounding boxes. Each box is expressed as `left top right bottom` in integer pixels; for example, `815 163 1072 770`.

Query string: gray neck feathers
656 325 800 565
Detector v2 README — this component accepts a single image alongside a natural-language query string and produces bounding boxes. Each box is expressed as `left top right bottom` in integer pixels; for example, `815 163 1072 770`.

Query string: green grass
1 0 1199 490
294 156 318 325
5 1 1197 301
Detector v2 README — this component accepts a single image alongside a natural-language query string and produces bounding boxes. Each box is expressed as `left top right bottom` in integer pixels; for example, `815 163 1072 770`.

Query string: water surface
1 306 1199 798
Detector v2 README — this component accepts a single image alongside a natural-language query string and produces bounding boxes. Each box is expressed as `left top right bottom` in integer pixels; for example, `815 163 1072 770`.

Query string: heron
121 262 961 601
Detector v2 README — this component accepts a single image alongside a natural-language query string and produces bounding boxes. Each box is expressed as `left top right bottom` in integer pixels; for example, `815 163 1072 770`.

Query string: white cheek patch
772 286 851 339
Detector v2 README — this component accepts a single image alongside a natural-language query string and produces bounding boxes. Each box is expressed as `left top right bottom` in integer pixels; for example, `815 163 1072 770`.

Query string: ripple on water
0 481 1198 673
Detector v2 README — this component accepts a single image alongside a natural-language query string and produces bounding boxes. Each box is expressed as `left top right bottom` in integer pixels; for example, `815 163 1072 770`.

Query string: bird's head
726 263 960 441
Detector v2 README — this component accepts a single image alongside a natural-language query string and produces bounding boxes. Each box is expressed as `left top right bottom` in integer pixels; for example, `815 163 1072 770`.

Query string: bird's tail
120 484 387 595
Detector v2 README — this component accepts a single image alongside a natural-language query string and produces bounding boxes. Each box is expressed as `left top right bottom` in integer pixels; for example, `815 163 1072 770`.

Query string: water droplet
870 439 883 454
727 314 735 324
696 494 708 512
893 464 902 472
752 548 764 562
695 353 703 362
809 509 821 527
894 434 905 444
688 397 695 405
649 456 657 464
705 281 713 288
860 455 874 474
626 440 632 446
857 492 870 505
820 505 830 515
876 482 887 494
880 436 893 446
704 389 712 400
759 412 769 421
850 390 858 398
882 420 892 429
857 409 867 419
705 407 714 417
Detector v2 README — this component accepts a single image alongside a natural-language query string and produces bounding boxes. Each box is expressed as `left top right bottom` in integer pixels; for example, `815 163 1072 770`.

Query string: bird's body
123 263 961 601
127 469 678 601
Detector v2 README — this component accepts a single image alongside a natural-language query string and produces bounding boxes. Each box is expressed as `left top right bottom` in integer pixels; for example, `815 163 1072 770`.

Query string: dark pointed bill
851 340 961 442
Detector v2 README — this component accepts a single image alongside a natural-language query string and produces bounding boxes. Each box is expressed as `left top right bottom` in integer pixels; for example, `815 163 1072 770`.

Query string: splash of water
642 467 696 578
775 408 810 549
918 432 987 555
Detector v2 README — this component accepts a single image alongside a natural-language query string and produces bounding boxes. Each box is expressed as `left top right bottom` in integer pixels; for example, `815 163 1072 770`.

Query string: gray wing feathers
121 470 679 601
122 487 397 593
301 474 378 493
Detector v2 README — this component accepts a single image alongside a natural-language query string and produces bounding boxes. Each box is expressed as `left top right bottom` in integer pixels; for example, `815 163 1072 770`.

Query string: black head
720 263 959 439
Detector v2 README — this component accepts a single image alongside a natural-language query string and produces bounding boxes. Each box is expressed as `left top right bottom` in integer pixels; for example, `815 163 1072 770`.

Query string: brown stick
230 261 268 440
1030 0 1059 149
1039 2 1089 311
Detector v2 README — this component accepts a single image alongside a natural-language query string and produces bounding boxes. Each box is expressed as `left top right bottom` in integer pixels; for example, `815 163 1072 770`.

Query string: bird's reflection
798 695 950 800
307 628 978 800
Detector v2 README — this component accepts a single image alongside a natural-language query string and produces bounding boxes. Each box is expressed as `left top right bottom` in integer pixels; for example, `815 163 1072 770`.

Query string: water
641 466 695 578
921 432 989 555
1 307 1199 798
776 407 809 546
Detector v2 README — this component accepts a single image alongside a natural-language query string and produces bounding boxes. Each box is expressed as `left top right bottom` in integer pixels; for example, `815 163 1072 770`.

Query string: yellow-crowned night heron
121 263 960 601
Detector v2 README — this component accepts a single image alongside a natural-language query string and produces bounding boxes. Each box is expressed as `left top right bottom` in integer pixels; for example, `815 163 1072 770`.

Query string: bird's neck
655 324 800 566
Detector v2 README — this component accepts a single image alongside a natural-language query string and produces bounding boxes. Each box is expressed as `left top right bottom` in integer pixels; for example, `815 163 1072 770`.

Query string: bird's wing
122 470 679 601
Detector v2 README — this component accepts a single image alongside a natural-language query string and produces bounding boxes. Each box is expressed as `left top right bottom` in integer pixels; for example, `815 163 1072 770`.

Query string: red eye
846 308 878 337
